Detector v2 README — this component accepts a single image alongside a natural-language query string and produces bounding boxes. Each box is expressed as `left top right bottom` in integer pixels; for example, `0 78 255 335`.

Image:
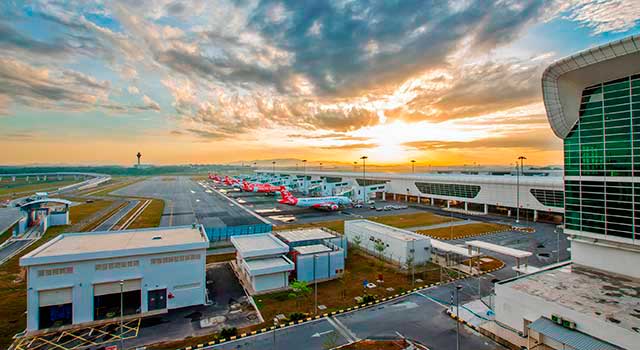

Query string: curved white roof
542 35 640 139
19 198 72 208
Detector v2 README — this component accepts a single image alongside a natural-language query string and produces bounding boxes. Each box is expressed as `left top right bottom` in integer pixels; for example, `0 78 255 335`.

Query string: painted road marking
327 317 359 343
311 330 334 338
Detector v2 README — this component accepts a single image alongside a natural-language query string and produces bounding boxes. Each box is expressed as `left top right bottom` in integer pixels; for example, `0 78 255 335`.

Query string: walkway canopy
19 199 72 209
465 240 532 269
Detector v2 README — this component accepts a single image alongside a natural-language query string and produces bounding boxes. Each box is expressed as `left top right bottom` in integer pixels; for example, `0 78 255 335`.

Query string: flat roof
276 228 336 243
244 256 294 275
466 240 532 258
528 317 621 350
347 220 428 242
502 264 640 334
431 239 481 258
21 225 208 266
230 233 289 258
294 244 332 255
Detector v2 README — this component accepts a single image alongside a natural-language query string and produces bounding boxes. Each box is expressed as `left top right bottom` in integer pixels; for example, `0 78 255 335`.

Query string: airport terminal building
20 225 209 332
493 35 640 350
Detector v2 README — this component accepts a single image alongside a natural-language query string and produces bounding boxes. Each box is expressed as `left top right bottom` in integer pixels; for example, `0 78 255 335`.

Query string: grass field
84 177 141 197
416 222 510 240
0 229 11 246
0 199 114 349
273 219 345 233
126 199 165 229
0 179 80 200
369 212 458 229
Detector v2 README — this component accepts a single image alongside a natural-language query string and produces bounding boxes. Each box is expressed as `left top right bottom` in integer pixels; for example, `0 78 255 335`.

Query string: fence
204 223 272 241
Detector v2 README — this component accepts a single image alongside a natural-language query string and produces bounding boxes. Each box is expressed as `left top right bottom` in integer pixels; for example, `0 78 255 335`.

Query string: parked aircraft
277 189 351 211
242 180 285 193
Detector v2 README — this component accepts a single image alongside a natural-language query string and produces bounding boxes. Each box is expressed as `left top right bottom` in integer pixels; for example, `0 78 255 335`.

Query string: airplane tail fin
278 189 297 204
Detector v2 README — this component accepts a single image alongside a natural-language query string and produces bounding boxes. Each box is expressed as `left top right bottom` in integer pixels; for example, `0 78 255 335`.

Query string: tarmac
112 177 264 228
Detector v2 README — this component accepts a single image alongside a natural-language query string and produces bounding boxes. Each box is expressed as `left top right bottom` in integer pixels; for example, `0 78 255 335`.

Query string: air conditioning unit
562 319 577 330
551 314 562 324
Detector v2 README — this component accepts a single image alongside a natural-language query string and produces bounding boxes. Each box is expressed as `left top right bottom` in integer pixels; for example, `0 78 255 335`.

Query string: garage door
39 288 72 307
94 279 141 296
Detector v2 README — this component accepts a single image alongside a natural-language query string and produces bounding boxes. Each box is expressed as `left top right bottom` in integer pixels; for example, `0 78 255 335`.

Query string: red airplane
224 176 241 187
208 173 222 183
242 180 285 193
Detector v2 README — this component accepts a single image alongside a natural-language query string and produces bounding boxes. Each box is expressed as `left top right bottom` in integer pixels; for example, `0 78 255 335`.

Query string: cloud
128 86 140 94
287 132 371 141
320 143 377 150
142 95 160 111
404 131 562 151
558 0 640 34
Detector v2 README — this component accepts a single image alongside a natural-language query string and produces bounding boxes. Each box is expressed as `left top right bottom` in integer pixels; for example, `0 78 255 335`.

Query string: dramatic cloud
404 131 562 151
559 0 640 34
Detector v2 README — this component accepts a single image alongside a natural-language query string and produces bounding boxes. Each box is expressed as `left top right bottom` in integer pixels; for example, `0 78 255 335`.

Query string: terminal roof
431 239 481 258
502 264 640 335
21 225 208 265
276 228 336 243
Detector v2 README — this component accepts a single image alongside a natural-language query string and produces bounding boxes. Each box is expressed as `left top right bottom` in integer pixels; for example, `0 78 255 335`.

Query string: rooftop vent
152 236 162 240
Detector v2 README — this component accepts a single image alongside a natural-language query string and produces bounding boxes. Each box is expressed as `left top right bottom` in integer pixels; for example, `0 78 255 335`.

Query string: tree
288 280 312 309
352 234 362 251
374 240 387 268
406 251 415 287
338 270 352 300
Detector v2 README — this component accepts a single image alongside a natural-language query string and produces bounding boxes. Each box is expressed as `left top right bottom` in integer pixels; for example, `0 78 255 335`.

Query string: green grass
416 222 509 240
0 179 80 199
0 199 114 348
368 212 458 228
83 178 141 197
126 199 165 229
0 229 11 246
273 219 345 234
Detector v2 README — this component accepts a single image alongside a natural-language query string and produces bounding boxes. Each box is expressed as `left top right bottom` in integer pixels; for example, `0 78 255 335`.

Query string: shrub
220 327 238 338
288 312 307 321
362 294 376 303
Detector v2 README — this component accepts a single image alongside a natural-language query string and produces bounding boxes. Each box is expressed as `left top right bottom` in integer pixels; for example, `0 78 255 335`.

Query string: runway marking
327 316 359 343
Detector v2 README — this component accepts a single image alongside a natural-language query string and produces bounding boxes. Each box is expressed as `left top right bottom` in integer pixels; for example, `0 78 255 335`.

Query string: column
382 192 386 201
446 200 450 209
430 197 434 206
393 193 396 200
533 210 538 222
483 203 488 214
12 176 16 182
464 202 468 211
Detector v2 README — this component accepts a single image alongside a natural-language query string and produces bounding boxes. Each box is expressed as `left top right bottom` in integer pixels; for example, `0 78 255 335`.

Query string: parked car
376 207 384 211
354 204 363 208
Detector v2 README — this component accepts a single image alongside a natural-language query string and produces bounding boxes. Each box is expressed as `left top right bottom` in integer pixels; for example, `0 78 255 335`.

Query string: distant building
20 225 209 332
344 220 430 268
494 35 640 350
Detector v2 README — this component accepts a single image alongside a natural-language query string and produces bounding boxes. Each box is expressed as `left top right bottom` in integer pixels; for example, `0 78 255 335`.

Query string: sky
0 0 639 167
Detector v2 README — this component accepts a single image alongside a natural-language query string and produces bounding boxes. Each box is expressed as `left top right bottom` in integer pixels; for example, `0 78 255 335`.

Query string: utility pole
516 156 526 224
353 161 357 172
314 254 318 314
456 284 463 350
555 228 560 264
360 156 368 204
272 161 276 175
411 159 416 174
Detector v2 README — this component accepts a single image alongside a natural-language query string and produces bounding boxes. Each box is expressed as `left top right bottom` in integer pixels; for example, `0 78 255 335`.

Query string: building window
150 254 201 265
95 260 139 271
564 74 640 240
530 189 564 208
38 267 73 277
174 282 201 290
414 182 481 198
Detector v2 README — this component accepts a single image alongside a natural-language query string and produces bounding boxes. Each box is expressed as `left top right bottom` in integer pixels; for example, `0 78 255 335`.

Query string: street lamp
411 160 416 174
353 161 357 172
456 284 463 350
313 254 318 314
319 162 323 171
360 156 368 204
516 156 526 223
272 161 276 176
273 318 279 349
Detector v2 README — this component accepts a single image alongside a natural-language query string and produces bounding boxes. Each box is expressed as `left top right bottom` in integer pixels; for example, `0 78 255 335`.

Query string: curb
446 309 480 332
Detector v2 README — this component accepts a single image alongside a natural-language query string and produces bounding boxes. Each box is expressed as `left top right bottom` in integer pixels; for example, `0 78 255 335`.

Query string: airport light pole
272 161 276 176
120 280 124 350
360 156 368 204
353 161 357 172
555 228 560 264
313 254 318 315
302 159 307 194
456 284 463 350
411 159 416 174
516 156 526 223
273 318 279 349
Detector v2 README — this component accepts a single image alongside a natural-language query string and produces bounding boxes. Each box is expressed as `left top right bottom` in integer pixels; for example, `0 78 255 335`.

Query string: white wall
252 272 287 292
571 239 640 279
494 281 637 349
344 221 430 267
26 248 206 331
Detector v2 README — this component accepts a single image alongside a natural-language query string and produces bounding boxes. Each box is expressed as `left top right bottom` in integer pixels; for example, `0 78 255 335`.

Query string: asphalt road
92 200 139 231
0 239 33 264
113 177 263 228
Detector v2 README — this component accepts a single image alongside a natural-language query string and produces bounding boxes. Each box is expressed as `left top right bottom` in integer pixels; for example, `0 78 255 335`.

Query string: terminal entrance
147 288 167 311
93 280 141 320
38 288 72 329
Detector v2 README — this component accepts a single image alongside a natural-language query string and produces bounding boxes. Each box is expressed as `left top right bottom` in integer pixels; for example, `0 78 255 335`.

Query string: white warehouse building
20 225 209 332
344 220 430 268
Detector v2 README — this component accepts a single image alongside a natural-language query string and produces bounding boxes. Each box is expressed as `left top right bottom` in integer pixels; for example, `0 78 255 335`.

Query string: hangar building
20 225 208 332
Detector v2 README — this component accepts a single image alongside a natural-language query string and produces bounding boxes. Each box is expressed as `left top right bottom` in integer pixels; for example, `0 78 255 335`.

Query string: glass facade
415 182 480 198
530 189 564 208
355 179 387 186
564 73 640 240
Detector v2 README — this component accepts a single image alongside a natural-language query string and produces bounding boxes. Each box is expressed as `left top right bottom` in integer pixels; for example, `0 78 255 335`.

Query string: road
210 285 502 350
112 177 263 228
0 239 33 264
92 200 139 231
